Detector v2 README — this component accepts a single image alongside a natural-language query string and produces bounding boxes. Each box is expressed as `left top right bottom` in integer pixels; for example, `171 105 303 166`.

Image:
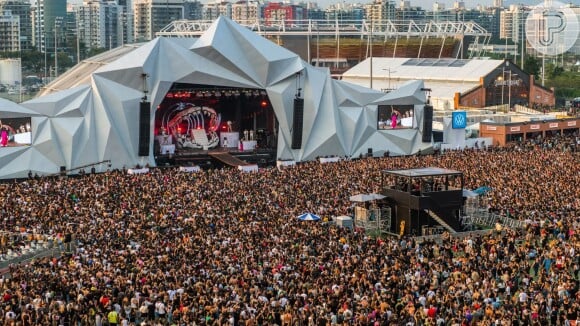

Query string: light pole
382 68 396 91
497 70 505 107
54 17 63 78
507 70 512 110
44 31 47 80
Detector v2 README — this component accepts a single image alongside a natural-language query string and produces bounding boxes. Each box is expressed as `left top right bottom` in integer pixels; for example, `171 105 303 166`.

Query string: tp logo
525 1 579 56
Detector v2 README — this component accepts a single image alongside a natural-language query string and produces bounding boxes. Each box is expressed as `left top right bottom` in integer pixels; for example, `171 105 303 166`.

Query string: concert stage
153 82 278 170
155 146 277 170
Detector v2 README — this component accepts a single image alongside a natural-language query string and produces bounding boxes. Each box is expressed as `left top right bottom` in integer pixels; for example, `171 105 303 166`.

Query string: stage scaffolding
157 19 492 59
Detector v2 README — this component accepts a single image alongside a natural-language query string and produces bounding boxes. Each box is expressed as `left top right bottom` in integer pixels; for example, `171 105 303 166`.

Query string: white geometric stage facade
0 17 430 179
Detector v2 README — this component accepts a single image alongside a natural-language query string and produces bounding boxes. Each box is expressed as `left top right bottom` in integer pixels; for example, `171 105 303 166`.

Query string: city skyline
313 0 546 9
195 0 547 10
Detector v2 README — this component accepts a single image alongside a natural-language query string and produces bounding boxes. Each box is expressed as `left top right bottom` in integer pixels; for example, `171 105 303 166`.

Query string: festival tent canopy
462 189 479 198
349 193 386 202
473 186 492 195
296 213 321 221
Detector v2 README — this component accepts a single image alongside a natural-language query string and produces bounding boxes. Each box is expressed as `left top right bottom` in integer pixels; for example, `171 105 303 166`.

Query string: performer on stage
0 126 8 147
223 137 228 148
249 130 254 141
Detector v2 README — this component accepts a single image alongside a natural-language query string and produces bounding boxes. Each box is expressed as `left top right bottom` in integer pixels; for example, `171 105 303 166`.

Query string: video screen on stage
377 105 414 130
0 118 32 147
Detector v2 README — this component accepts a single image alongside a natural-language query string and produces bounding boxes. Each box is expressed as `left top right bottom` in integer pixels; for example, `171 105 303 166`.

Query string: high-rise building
202 1 231 21
0 0 32 51
364 0 395 23
31 0 67 53
231 0 260 24
500 4 528 43
133 0 196 42
492 0 503 9
326 3 365 22
263 2 306 25
76 0 122 49
395 5 425 22
117 0 134 45
0 10 20 52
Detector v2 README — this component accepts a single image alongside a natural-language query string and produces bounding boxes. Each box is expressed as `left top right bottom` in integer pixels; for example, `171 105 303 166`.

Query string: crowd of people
0 134 577 326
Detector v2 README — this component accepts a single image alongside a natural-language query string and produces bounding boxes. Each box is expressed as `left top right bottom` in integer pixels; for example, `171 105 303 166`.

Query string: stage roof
384 167 463 177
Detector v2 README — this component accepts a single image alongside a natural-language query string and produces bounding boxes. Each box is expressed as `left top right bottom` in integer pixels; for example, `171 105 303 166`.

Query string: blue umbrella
296 213 321 221
473 186 492 195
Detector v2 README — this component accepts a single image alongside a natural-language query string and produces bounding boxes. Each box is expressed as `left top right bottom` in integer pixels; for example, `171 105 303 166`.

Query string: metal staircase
425 209 456 234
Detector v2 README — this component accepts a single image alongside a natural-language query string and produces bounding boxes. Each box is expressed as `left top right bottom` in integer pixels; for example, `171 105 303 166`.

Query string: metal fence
463 197 527 230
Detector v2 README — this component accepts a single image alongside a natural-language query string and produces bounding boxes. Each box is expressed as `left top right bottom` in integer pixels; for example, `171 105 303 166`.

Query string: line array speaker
138 101 151 156
422 105 433 143
291 98 304 149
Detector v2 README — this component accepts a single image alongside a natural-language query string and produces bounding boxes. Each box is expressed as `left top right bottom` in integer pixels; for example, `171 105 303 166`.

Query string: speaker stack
138 102 151 156
422 105 433 143
291 98 304 149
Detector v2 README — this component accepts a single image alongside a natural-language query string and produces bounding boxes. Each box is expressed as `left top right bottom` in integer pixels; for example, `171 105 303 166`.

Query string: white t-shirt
155 301 166 315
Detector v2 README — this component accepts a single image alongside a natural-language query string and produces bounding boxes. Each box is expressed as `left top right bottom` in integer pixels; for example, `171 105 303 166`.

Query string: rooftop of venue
343 57 504 83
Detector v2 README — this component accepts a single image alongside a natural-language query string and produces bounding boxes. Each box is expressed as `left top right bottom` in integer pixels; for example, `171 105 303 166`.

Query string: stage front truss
157 19 492 59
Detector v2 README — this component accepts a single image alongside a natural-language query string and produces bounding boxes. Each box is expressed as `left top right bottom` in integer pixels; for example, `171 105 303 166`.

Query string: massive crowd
0 135 578 326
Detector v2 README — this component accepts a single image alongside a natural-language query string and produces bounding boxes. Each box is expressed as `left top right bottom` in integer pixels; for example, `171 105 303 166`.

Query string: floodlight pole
369 17 373 89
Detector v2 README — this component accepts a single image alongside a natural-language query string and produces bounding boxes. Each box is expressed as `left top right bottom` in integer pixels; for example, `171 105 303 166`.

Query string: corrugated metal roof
342 57 504 83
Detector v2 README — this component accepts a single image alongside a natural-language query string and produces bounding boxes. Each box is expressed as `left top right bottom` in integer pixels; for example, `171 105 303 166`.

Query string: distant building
263 2 306 25
76 0 122 49
395 5 425 22
202 1 231 21
342 58 555 111
0 10 20 52
326 3 365 22
364 0 395 23
0 0 32 51
31 0 67 53
499 4 528 43
231 0 260 25
133 0 198 42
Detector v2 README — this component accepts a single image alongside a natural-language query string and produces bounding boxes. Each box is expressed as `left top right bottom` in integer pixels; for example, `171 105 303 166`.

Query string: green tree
524 56 541 79
87 47 108 58
55 52 74 76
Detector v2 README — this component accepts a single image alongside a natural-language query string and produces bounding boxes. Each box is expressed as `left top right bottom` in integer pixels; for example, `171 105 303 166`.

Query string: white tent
0 17 431 179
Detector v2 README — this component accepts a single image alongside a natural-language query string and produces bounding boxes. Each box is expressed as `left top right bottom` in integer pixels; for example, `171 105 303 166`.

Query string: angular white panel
0 16 426 178
0 98 39 118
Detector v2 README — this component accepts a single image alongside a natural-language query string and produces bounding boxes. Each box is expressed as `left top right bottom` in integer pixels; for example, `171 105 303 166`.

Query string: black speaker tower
291 98 304 149
138 101 151 156
422 105 433 143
